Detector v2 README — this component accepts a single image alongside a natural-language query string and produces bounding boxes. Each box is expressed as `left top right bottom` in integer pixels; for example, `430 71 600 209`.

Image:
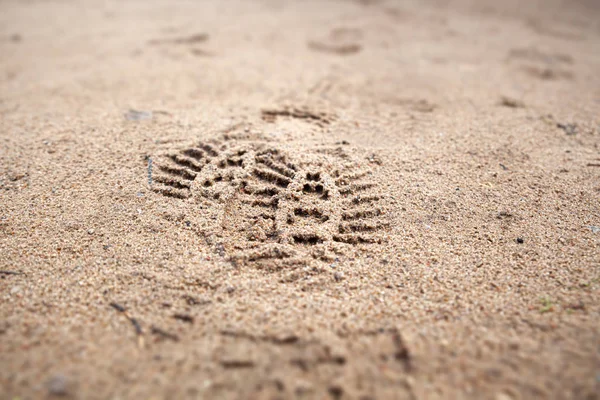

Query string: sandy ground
1 0 599 398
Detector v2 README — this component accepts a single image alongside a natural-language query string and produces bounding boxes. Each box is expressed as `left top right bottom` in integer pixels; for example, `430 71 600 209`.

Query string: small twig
0 270 24 276
129 317 143 335
109 302 145 348
182 294 211 306
152 110 173 117
147 157 153 185
148 33 209 46
109 302 126 312
173 313 194 324
390 328 412 372
151 326 180 342
220 360 255 369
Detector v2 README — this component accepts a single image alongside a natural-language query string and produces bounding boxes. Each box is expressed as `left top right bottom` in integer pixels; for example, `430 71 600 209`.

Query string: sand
1 0 599 398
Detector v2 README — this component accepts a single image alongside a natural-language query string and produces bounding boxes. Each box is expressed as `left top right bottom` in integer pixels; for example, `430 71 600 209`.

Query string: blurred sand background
1 0 599 398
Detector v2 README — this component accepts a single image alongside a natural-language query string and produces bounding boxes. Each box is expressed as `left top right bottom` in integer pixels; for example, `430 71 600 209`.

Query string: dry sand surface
1 0 599 398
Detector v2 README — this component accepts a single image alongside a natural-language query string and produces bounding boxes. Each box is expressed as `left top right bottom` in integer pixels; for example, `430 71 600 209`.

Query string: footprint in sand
148 136 389 268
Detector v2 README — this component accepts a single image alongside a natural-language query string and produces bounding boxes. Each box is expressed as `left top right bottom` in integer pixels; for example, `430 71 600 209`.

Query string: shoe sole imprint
149 137 389 266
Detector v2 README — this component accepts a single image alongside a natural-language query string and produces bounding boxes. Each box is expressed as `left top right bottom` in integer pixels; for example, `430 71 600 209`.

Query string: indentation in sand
149 136 389 267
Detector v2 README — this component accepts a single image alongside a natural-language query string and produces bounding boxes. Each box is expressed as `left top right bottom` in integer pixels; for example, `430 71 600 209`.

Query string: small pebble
124 109 152 121
47 373 69 396
516 237 524 244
